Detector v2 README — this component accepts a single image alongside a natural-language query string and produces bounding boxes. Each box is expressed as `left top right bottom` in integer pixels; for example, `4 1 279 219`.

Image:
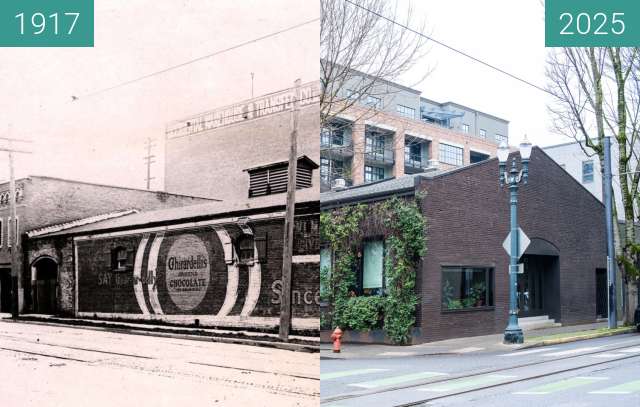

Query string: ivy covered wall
320 196 427 344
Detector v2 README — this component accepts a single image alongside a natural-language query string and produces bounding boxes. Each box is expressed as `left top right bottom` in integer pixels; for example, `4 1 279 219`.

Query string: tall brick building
321 148 606 344
0 176 215 314
321 73 508 191
164 81 320 201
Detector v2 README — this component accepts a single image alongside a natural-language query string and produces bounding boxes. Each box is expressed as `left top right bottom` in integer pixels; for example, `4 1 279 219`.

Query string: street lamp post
497 136 532 345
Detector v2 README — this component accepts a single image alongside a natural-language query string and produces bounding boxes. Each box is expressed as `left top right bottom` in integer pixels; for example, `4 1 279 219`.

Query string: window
320 246 332 300
320 157 329 182
405 141 422 162
321 126 344 147
237 235 255 263
345 88 357 101
362 240 384 295
364 166 385 183
441 267 494 310
396 104 416 119
321 158 344 185
582 160 594 183
461 123 470 133
365 132 388 162
7 217 18 248
366 95 382 109
470 150 490 164
479 129 487 138
111 247 132 271
495 134 508 144
439 143 464 166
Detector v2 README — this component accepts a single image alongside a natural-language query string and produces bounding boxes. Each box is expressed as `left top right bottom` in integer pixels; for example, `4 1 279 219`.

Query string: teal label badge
0 0 94 47
546 0 640 47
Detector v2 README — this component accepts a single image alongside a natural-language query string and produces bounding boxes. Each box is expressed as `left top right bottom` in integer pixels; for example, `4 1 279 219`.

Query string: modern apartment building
320 74 509 191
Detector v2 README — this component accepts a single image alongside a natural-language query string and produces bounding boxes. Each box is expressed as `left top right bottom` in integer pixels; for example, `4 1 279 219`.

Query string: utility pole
279 79 301 341
0 135 32 319
603 136 617 329
143 137 156 190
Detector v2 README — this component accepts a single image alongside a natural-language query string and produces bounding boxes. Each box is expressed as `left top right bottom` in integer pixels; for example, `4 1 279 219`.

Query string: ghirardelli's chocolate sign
165 234 210 311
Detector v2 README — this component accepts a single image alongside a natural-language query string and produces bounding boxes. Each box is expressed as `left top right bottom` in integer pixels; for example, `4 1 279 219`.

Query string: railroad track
322 339 640 405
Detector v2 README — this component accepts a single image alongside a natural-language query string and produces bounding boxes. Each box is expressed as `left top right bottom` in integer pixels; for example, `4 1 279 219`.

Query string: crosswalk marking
451 347 485 354
513 376 608 395
542 347 601 357
417 374 516 393
590 379 640 395
498 347 558 357
320 368 388 381
377 351 416 357
617 346 640 354
349 371 449 389
590 353 623 358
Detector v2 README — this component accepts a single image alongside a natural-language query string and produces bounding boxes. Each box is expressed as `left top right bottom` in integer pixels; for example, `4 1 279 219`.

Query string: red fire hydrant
331 327 343 353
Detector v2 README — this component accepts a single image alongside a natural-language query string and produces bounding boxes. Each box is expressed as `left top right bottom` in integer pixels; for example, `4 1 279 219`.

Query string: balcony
364 147 395 165
321 139 354 158
405 156 439 174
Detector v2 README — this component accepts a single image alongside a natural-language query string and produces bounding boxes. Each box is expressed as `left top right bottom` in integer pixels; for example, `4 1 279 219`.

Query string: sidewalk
1 314 319 353
321 322 637 359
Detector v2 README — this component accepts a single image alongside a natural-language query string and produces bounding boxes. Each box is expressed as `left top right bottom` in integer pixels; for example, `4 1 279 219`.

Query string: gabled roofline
243 155 319 172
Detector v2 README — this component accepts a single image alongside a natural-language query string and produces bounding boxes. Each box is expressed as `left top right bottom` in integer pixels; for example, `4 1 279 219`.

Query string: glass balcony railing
364 147 394 165
404 154 428 169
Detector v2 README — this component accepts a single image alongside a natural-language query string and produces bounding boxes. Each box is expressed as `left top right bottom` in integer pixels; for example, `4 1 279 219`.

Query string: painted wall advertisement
77 221 319 319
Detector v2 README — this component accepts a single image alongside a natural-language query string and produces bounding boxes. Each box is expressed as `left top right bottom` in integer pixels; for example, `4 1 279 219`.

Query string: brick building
26 188 319 331
0 176 215 314
321 72 507 191
320 148 606 343
164 81 320 201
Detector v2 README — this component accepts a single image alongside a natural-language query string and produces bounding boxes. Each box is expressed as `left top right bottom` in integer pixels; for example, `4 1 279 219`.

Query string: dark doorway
518 256 547 317
33 258 58 314
0 269 11 313
595 268 607 319
518 238 561 321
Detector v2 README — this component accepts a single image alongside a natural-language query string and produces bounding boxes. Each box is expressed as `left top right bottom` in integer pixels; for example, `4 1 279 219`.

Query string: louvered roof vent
245 156 318 198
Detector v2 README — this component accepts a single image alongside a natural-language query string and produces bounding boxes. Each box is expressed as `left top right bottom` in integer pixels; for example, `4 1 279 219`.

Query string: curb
3 318 319 353
521 327 637 349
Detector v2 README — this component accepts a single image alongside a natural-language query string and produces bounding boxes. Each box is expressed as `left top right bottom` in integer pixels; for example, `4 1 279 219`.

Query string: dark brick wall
0 176 213 312
418 148 606 342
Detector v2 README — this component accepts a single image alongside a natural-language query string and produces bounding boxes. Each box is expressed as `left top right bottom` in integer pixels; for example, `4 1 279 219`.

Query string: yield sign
502 228 531 259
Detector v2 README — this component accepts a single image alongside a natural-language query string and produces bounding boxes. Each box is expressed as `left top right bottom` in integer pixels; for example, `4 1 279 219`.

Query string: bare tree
320 0 429 127
546 47 640 324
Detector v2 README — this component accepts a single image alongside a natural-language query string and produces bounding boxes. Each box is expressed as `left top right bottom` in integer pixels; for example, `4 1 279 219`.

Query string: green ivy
321 197 427 344
341 296 384 331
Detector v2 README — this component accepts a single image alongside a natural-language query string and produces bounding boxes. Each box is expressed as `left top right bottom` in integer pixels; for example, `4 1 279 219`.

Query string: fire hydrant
331 327 343 353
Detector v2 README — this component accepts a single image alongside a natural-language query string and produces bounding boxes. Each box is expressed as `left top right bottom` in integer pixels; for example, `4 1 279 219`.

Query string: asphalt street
321 333 640 406
0 320 319 406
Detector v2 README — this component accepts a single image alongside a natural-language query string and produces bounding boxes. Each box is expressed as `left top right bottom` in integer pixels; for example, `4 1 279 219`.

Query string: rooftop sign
166 81 320 139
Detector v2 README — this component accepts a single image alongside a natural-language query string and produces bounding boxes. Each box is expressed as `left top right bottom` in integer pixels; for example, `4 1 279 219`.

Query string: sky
398 0 560 150
0 1 566 188
0 0 318 188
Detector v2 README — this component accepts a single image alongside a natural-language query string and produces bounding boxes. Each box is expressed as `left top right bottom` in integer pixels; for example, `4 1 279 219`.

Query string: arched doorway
32 257 58 314
518 238 560 321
